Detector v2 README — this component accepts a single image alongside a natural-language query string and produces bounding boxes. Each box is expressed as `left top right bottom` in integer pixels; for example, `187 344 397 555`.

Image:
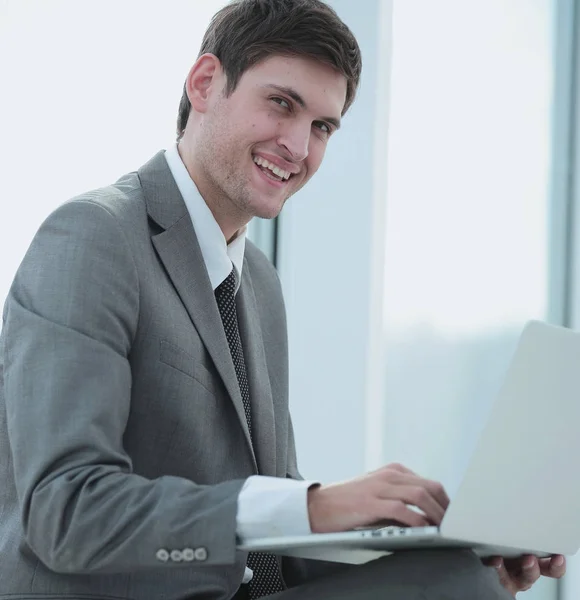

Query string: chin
251 201 286 220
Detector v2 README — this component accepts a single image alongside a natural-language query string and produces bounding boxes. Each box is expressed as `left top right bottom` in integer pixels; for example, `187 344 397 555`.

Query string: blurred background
1 1 579 597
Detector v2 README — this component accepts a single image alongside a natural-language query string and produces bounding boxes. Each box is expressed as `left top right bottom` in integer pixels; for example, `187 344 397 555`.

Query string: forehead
239 55 347 117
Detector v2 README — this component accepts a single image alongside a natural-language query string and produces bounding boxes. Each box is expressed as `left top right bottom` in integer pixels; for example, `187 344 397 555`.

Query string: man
0 1 566 598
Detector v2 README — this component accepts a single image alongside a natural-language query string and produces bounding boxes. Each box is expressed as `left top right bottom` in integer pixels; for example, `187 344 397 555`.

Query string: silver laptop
240 321 580 564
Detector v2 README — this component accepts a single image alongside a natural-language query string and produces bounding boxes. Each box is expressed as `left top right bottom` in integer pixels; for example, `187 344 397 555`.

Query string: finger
504 555 541 592
490 558 518 595
426 478 450 510
379 465 451 509
387 484 445 525
383 463 418 476
375 499 432 528
483 555 502 569
382 472 449 516
392 471 450 510
539 555 566 579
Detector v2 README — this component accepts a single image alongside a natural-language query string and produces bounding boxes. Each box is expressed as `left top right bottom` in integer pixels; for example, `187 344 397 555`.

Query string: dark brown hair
176 0 362 140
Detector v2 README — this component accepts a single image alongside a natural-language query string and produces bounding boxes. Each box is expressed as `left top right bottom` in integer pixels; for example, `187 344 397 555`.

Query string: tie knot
215 268 237 300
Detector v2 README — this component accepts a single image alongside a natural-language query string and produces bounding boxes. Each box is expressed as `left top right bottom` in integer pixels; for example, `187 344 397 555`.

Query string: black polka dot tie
214 268 286 599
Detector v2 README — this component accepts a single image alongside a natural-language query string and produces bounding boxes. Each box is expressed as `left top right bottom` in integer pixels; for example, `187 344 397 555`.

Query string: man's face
195 55 347 222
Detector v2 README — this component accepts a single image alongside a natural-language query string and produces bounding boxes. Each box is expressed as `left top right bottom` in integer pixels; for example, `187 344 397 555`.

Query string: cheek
305 142 327 178
249 111 281 134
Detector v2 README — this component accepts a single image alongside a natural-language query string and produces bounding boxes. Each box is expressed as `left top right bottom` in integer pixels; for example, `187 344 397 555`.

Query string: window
382 2 558 598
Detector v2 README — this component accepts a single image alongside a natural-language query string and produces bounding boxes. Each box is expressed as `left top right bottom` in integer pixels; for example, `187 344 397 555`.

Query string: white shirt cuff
236 475 317 541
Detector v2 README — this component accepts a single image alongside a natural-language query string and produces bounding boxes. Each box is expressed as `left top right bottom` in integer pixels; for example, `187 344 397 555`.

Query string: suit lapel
237 261 277 476
138 151 257 471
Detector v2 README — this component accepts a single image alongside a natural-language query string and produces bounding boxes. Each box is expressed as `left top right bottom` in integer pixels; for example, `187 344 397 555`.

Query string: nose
276 121 310 163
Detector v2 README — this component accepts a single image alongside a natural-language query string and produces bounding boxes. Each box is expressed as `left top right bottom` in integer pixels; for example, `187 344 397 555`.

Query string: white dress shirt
164 144 315 583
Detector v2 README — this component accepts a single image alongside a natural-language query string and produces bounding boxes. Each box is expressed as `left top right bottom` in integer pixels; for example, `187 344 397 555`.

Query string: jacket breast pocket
159 339 219 396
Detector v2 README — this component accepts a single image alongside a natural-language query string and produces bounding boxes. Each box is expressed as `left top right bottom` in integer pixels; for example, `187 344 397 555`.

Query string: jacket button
156 549 169 562
182 548 195 562
170 549 184 562
194 547 208 561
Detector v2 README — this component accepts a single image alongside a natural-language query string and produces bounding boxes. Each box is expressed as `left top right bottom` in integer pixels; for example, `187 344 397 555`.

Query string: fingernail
554 556 564 567
524 558 535 569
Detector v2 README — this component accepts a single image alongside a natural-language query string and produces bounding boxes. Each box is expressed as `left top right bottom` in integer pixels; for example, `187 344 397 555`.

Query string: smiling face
181 54 347 239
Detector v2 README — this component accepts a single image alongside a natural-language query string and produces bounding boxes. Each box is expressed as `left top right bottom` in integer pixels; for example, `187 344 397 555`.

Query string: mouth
252 155 295 187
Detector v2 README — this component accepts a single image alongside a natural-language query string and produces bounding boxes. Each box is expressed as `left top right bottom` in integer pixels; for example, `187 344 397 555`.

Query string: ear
185 53 223 114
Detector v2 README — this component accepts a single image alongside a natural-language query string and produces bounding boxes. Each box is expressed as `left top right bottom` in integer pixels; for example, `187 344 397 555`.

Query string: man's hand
307 462 449 533
485 555 566 596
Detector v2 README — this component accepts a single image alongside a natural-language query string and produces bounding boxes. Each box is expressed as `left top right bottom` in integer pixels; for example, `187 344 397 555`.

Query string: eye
271 97 291 110
314 121 331 135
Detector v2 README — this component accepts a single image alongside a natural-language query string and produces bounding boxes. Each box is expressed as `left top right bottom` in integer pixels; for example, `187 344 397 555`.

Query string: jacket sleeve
2 199 245 575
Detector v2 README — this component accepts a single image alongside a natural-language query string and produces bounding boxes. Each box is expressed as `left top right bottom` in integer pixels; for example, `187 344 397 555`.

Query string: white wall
0 0 225 305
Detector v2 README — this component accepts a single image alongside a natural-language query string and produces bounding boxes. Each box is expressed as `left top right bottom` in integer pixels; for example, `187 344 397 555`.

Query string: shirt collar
164 143 246 292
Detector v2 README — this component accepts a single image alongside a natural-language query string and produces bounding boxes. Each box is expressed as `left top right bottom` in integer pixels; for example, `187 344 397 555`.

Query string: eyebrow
262 84 342 130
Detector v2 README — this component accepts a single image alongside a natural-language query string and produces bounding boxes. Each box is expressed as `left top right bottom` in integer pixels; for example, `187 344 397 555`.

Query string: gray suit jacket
0 152 333 599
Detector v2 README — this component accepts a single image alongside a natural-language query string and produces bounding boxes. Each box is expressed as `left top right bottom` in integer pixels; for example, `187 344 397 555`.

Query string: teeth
253 156 291 180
